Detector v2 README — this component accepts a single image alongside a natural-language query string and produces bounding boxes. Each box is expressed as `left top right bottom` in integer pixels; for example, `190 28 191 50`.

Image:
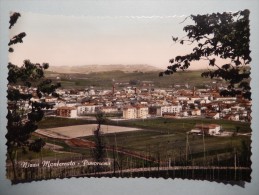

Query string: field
7 116 251 182
35 117 252 166
36 124 142 139
45 70 224 89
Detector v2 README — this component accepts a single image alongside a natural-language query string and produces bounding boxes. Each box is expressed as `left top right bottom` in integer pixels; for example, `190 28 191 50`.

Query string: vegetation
38 117 251 134
35 116 251 166
45 69 222 89
38 117 95 129
160 10 251 99
9 115 251 181
6 10 252 182
7 12 60 182
91 112 106 163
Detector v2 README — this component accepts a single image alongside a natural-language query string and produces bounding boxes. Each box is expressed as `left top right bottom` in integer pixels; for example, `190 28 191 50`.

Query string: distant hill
45 69 223 89
48 64 163 74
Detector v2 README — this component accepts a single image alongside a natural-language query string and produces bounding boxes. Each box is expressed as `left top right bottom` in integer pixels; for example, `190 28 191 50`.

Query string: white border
0 1 258 195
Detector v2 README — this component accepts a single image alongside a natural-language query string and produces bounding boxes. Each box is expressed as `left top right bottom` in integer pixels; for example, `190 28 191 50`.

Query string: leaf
9 12 21 29
172 36 178 42
9 48 14 53
169 58 174 63
209 58 215 66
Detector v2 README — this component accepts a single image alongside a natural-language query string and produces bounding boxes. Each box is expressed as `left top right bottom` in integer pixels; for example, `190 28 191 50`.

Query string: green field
35 117 252 167
45 70 224 89
7 116 251 182
39 117 251 133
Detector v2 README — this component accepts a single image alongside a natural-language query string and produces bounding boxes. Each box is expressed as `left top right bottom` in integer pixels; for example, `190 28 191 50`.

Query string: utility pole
202 124 206 165
113 145 116 176
234 147 237 180
186 132 189 162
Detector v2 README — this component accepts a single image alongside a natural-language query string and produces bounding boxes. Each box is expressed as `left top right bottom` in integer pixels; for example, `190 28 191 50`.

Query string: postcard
6 10 252 185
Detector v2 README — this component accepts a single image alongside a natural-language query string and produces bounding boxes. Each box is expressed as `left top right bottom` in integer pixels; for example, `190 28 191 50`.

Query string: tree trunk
8 149 17 181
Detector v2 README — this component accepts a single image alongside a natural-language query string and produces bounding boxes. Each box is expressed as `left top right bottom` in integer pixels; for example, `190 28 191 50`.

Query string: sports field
36 124 142 139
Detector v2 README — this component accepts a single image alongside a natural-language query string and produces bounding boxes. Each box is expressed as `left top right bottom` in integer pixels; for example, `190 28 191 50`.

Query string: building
101 106 118 114
123 105 148 119
158 105 182 116
56 106 77 118
206 112 220 119
223 114 240 121
77 104 96 115
136 105 149 119
190 124 221 135
191 109 201 116
123 106 137 119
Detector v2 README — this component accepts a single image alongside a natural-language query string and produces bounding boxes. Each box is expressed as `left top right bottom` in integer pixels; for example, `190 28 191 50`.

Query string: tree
92 111 106 163
160 10 251 100
6 12 60 181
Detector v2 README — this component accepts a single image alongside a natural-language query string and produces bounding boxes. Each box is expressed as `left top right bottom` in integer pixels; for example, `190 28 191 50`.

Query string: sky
10 12 208 69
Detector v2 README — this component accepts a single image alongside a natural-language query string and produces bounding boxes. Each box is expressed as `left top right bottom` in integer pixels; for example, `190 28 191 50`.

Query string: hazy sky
10 12 208 69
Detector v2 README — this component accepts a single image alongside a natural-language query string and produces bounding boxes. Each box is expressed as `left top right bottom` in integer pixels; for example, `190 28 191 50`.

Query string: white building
123 106 137 119
77 104 96 115
190 124 221 135
123 105 148 119
157 105 182 116
176 96 189 101
44 96 58 103
136 105 149 119
101 106 118 114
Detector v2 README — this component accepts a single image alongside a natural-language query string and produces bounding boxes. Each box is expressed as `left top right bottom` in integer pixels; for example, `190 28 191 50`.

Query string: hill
48 64 163 74
45 69 223 89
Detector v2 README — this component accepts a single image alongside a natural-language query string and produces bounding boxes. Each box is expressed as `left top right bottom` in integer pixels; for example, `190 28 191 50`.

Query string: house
56 106 77 118
206 112 220 119
44 96 58 103
223 114 240 121
191 109 201 116
163 113 179 119
190 124 221 135
214 96 237 102
180 110 189 117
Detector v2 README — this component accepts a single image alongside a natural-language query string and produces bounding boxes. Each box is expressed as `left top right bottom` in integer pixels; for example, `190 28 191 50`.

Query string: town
13 79 251 135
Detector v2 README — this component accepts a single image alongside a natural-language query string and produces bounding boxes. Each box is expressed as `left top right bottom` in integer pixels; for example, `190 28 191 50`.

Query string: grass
14 147 80 162
33 117 252 166
38 117 95 129
45 70 224 89
111 118 251 133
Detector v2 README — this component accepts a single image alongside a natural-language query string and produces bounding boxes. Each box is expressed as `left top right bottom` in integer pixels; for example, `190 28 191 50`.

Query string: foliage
160 10 251 100
6 12 60 180
92 111 106 163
